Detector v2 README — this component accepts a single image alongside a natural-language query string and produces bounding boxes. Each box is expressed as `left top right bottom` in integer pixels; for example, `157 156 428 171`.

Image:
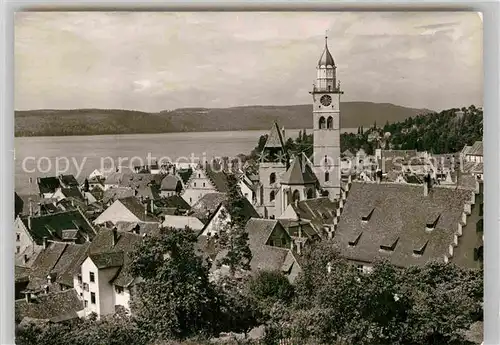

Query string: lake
15 128 357 195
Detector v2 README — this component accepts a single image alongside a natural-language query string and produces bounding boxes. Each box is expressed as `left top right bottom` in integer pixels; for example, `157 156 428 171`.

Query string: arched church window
270 172 276 185
319 117 326 129
270 191 275 202
327 116 333 129
292 190 300 203
325 171 330 182
306 189 314 199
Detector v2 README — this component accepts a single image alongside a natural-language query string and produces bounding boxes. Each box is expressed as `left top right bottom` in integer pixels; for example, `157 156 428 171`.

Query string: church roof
281 155 318 185
263 122 286 149
318 36 335 67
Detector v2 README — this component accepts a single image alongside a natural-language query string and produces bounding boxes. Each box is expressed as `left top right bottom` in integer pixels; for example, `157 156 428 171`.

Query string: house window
325 172 330 182
115 286 124 294
270 172 276 184
198 174 201 178
16 246 20 254
194 182 197 187
84 300 88 307
269 240 275 246
77 274 82 283
203 182 206 187
80 292 83 297
270 191 275 202
281 238 287 246
16 233 20 242
327 116 333 129
91 292 96 304
89 272 95 283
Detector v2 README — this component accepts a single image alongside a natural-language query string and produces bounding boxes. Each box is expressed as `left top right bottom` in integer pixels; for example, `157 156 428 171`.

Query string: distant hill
15 102 432 137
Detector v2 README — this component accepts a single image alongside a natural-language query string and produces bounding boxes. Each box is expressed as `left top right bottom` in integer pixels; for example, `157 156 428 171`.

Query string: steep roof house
332 181 481 270
211 218 302 283
15 289 84 325
14 209 96 259
160 175 183 198
190 192 260 237
93 196 159 225
79 229 143 318
181 163 231 206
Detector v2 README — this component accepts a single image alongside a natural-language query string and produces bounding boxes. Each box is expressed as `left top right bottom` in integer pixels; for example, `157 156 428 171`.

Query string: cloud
15 12 482 112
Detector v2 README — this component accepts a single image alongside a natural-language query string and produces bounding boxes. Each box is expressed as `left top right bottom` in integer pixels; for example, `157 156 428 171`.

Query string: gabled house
211 218 302 283
79 229 142 318
15 289 84 325
181 163 230 206
14 209 96 257
162 215 205 232
279 197 338 237
160 175 183 198
332 181 481 271
93 196 159 225
190 192 260 237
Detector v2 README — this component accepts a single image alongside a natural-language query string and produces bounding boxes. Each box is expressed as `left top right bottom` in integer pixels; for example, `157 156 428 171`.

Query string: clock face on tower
320 95 332 106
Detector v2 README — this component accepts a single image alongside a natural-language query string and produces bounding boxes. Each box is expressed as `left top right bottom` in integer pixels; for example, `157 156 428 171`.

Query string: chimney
296 240 302 255
27 215 32 231
298 222 302 239
281 127 286 138
23 254 28 264
42 236 48 249
25 293 31 303
112 228 118 247
150 199 154 214
29 198 33 216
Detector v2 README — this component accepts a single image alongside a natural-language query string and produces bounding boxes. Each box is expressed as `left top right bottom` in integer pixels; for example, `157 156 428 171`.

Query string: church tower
310 35 342 200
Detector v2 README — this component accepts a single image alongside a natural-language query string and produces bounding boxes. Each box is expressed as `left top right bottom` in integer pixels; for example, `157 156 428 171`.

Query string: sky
15 11 483 112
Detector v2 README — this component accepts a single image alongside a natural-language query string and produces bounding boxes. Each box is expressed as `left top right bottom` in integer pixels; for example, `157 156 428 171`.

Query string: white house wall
182 169 218 206
201 205 231 237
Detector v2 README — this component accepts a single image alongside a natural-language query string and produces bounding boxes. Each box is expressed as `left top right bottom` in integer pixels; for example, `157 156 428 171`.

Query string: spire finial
325 29 329 40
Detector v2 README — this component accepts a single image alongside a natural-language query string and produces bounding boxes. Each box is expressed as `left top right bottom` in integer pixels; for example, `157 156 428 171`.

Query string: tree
217 174 252 276
247 270 294 318
128 227 223 341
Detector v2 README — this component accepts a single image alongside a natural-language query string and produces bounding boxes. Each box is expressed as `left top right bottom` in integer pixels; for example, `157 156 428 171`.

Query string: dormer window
380 237 399 252
413 240 429 256
348 232 362 247
426 213 441 231
361 208 375 222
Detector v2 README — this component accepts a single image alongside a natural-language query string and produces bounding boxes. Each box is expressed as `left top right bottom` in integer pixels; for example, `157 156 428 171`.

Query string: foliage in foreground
16 233 483 345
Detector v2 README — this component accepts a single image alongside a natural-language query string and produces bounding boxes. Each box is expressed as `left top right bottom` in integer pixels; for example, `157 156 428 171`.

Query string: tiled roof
102 188 135 204
15 289 83 323
288 197 338 230
89 251 124 269
88 229 142 287
18 194 41 216
190 193 228 221
333 182 473 267
205 165 230 193
161 175 182 191
461 145 472 155
21 209 96 244
57 242 91 286
25 242 68 291
118 197 158 222
281 155 317 185
59 175 79 188
136 185 161 200
37 177 60 194
113 221 160 236
104 172 124 185
15 192 24 217
264 122 286 149
15 266 30 283
156 195 191 210
61 187 84 200
190 192 259 225
118 173 163 189
89 228 142 255
177 168 193 185
467 141 483 156
278 219 318 240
